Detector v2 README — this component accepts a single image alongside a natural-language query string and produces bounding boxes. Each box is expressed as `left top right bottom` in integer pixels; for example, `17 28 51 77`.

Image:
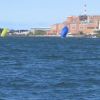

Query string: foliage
0 28 3 33
79 31 84 35
34 30 47 35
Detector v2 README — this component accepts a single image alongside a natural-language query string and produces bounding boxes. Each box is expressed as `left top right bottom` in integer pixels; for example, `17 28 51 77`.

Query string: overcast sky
0 0 100 29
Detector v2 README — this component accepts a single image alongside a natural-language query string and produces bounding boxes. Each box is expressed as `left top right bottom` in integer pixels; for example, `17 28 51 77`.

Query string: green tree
34 30 47 35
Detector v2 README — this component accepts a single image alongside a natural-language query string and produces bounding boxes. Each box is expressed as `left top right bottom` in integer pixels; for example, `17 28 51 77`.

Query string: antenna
84 0 87 15
79 0 88 21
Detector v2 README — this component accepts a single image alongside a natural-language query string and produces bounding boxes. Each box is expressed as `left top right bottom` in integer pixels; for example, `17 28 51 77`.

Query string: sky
0 0 100 29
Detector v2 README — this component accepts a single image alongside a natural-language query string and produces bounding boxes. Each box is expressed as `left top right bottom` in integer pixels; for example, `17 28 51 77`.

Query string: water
0 37 100 100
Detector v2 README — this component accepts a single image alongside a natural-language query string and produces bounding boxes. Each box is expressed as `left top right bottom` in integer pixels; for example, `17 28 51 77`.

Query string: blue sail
61 26 69 38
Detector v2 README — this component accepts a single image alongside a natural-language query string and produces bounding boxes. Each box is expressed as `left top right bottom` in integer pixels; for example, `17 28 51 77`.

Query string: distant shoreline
5 34 99 38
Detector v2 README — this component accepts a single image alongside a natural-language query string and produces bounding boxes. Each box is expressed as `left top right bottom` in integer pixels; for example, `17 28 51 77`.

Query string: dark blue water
0 37 100 100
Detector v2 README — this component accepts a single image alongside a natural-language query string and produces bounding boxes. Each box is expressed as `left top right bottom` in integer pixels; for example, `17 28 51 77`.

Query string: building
9 29 29 36
30 28 50 35
48 23 64 35
50 15 100 35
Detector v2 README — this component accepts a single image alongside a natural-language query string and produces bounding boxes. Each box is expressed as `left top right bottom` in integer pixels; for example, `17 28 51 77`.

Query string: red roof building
50 15 100 35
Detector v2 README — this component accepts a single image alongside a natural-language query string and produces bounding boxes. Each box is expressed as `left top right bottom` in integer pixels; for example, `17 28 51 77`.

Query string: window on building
87 27 95 29
71 27 76 30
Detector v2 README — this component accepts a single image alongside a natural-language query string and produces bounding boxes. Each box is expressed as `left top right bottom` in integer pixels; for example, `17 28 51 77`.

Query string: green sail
1 28 9 37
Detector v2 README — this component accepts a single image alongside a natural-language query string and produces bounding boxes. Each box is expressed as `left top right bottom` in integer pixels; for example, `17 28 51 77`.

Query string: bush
34 30 46 35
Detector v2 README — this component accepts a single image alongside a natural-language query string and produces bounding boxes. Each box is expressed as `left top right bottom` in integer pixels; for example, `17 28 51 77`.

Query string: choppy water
0 37 100 100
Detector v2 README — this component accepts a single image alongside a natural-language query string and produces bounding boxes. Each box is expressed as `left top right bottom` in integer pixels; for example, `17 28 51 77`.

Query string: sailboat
1 28 9 37
60 26 69 38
